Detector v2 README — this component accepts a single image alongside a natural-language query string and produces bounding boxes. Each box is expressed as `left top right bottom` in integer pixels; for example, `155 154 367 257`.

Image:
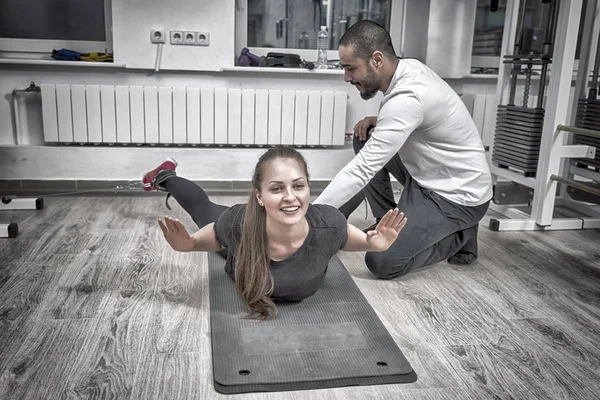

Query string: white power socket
196 32 210 46
169 30 210 46
170 30 184 45
183 31 196 45
150 29 166 43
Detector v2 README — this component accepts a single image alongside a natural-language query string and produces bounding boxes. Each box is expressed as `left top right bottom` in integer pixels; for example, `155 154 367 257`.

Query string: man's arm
315 90 424 208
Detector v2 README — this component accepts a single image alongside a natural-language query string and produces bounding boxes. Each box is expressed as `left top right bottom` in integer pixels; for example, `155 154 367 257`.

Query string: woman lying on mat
143 147 406 320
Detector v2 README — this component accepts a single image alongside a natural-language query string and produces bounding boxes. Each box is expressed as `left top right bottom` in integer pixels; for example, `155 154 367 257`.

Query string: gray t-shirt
213 203 348 301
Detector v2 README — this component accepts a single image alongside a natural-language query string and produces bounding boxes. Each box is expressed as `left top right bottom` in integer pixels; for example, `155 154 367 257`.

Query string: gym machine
0 196 44 238
489 0 600 231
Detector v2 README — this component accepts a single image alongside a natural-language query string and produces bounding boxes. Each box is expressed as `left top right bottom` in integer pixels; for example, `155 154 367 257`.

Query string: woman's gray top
213 204 348 301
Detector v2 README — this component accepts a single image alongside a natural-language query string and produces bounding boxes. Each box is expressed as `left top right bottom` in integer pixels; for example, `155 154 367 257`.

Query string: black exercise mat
208 253 417 394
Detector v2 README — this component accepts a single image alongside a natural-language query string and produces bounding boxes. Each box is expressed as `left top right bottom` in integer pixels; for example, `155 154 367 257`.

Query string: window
238 0 402 62
247 0 392 50
0 0 112 58
472 0 587 70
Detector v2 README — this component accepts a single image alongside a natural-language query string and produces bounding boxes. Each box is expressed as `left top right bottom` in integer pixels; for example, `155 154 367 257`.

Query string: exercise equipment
491 0 555 177
208 253 417 394
51 49 113 62
237 48 315 70
0 223 18 238
237 48 265 67
572 26 600 170
0 195 44 238
488 0 600 231
0 183 143 239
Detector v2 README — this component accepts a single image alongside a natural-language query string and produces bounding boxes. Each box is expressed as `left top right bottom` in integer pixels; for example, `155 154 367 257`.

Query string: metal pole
544 0 560 54
551 174 600 196
11 82 40 145
516 0 527 52
557 124 600 138
537 62 549 108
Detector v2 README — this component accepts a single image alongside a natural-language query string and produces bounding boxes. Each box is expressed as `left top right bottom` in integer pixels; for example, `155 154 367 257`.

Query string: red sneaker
142 158 178 191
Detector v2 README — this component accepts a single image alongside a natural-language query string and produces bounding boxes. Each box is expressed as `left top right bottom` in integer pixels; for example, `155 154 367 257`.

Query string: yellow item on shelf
80 52 113 62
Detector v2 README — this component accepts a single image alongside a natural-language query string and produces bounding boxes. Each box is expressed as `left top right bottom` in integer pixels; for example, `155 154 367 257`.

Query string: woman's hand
354 116 378 141
365 209 407 251
158 216 196 252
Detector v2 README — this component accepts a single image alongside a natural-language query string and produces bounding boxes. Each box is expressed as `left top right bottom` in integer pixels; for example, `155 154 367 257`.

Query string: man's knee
365 251 413 280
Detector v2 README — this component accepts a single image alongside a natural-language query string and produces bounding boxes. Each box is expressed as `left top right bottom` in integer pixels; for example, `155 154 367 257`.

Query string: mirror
247 0 392 50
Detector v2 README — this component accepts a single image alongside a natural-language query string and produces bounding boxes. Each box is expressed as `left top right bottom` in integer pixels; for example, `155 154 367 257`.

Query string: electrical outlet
170 30 183 44
196 32 210 46
150 29 165 44
183 31 196 45
169 30 210 46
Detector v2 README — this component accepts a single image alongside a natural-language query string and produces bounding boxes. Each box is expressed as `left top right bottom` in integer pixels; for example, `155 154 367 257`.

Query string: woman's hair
235 146 310 320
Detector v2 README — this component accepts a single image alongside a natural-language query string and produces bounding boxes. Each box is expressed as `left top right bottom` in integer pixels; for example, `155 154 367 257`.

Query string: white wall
112 0 235 71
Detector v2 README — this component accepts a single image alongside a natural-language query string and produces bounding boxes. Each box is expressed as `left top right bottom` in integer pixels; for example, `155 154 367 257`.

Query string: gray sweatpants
338 136 490 279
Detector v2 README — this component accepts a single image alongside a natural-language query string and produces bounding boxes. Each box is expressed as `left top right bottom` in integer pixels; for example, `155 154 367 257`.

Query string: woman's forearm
191 223 224 252
341 224 378 252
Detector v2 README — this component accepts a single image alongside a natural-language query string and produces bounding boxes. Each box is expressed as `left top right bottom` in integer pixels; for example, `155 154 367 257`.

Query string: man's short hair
339 20 396 62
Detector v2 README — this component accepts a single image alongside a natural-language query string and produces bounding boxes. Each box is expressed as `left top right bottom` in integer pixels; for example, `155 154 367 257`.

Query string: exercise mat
208 253 417 394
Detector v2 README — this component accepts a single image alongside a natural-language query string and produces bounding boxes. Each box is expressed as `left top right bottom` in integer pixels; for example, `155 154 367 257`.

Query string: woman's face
255 157 310 228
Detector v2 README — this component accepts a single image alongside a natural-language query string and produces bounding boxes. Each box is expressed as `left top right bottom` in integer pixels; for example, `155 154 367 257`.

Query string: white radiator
41 84 348 146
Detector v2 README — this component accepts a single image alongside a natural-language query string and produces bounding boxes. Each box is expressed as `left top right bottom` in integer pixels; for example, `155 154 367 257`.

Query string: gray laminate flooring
0 194 599 399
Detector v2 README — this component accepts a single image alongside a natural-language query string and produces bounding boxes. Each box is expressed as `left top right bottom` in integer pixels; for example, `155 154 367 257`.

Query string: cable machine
489 0 600 231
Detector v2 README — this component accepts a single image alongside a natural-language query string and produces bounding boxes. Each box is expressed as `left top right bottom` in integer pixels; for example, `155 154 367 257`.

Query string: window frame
0 0 112 58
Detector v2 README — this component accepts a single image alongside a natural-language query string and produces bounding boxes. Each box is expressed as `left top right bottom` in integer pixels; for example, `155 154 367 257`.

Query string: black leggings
162 176 230 258
163 176 228 229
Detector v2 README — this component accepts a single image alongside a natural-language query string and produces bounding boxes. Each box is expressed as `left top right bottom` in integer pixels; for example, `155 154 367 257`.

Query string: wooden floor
1 194 600 399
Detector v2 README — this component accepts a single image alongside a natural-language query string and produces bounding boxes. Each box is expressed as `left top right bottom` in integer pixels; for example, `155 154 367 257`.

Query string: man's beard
360 87 378 100
357 64 380 100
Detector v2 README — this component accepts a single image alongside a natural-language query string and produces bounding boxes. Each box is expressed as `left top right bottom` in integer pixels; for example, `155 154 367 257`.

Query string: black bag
264 52 303 68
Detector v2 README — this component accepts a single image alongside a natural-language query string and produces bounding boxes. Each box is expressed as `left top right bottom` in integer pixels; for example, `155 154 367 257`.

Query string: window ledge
221 66 343 75
0 58 125 68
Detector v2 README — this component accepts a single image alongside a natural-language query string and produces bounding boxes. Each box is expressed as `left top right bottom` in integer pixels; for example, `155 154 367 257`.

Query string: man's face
339 45 381 100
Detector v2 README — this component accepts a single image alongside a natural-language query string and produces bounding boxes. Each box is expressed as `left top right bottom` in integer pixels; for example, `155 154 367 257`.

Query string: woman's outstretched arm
342 208 406 252
158 216 224 252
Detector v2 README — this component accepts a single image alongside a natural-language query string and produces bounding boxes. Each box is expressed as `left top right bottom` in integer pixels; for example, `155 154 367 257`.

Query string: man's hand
365 208 407 251
354 116 378 141
158 216 196 252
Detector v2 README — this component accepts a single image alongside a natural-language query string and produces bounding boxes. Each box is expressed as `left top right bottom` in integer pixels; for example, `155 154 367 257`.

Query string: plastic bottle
298 31 309 49
316 26 328 69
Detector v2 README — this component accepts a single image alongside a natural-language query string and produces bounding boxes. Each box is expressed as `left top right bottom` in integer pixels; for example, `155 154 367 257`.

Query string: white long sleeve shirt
315 59 493 208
